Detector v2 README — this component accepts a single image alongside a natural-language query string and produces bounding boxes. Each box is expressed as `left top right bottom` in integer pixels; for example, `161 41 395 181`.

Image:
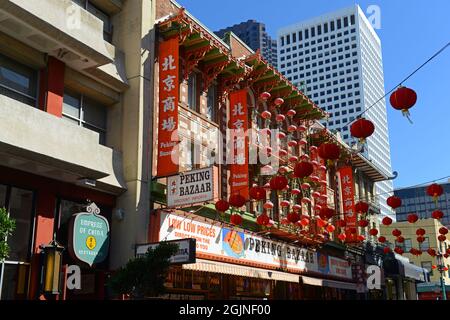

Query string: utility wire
340 40 450 130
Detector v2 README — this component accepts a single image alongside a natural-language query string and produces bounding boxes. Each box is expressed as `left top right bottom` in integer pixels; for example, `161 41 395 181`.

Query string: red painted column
28 190 56 300
38 56 65 117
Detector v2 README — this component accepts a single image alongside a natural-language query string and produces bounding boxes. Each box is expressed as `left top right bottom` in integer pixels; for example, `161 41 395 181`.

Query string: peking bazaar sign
338 166 357 242
228 89 249 200
157 37 179 177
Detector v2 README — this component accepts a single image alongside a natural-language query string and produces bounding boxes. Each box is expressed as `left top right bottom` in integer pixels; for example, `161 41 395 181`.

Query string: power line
340 40 450 130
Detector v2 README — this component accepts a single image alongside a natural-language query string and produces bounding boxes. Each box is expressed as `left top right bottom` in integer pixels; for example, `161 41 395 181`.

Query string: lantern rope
340 40 450 130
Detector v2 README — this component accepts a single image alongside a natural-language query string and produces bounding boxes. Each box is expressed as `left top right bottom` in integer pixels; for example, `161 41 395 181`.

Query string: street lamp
433 248 448 300
41 239 65 295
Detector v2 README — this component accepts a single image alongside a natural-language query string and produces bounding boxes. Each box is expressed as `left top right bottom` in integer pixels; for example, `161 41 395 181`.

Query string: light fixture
41 240 65 295
76 178 96 187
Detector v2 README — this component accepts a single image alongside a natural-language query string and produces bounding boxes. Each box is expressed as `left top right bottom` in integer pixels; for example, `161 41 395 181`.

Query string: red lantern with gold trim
355 201 369 214
270 175 289 191
228 194 246 208
378 236 386 243
407 213 419 223
432 210 444 220
369 228 379 236
389 86 417 121
230 214 243 226
439 235 447 242
382 216 393 226
215 200 229 213
256 213 270 226
294 161 314 179
427 183 444 205
392 229 402 237
387 196 402 210
350 118 375 143
249 186 266 201
318 143 340 166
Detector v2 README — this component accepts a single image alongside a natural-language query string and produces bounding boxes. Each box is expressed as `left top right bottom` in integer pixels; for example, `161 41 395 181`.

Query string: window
73 0 113 42
286 34 291 44
292 32 296 43
187 73 198 112
344 17 349 27
324 23 328 33
420 237 430 250
311 27 315 37
337 18 342 29
298 31 303 41
350 14 356 25
305 29 309 39
0 185 35 300
330 21 335 31
206 85 217 122
317 25 322 35
62 90 107 144
0 53 37 106
422 261 433 276
281 36 285 46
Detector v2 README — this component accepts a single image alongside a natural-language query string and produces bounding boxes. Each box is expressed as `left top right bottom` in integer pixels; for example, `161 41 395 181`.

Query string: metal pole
439 242 447 300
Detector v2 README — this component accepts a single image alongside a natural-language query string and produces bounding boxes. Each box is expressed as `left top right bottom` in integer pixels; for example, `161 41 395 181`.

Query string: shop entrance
0 184 35 300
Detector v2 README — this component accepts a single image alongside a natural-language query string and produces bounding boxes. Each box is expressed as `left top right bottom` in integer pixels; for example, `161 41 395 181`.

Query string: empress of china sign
167 167 214 207
68 203 110 267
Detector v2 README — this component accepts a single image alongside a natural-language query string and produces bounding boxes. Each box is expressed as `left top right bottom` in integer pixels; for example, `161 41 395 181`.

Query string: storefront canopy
383 254 429 282
301 275 357 291
182 259 300 283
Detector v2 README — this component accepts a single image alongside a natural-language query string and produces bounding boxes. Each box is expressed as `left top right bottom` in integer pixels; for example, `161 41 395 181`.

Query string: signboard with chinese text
167 167 214 207
338 166 357 242
228 89 249 200
157 37 179 177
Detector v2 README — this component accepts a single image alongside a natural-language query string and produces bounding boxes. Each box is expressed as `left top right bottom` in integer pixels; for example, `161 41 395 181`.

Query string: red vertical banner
338 166 357 242
157 37 179 177
229 89 249 200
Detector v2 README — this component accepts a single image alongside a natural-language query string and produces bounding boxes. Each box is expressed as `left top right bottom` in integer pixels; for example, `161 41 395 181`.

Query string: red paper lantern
287 212 300 224
215 200 229 212
260 110 272 119
349 227 357 234
382 216 393 226
397 236 405 243
280 200 290 208
383 247 391 254
256 214 270 226
438 235 447 242
416 228 426 236
269 176 288 191
326 224 336 233
249 186 266 201
427 248 437 257
369 228 379 236
416 236 425 243
358 220 369 228
440 227 449 235
355 201 369 214
407 213 419 223
387 196 402 209
378 236 386 243
230 214 243 226
316 218 327 228
338 233 347 242
293 161 314 179
389 86 417 119
350 118 375 143
228 194 246 208
432 265 437 270
319 207 335 220
394 247 404 255
274 97 284 106
300 217 310 227
392 229 402 237
263 201 274 210
357 235 366 242
318 143 340 161
432 210 444 220
260 92 271 101
427 183 444 198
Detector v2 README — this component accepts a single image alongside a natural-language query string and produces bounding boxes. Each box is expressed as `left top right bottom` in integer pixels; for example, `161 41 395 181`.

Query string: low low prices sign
167 167 214 207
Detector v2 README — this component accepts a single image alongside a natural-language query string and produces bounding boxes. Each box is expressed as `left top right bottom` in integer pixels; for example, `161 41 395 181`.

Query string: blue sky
177 0 450 189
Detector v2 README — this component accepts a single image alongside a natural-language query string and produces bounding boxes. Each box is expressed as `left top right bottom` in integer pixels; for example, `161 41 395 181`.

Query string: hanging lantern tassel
402 109 413 124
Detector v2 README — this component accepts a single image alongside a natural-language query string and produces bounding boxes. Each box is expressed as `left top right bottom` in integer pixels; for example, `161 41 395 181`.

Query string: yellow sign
86 236 97 250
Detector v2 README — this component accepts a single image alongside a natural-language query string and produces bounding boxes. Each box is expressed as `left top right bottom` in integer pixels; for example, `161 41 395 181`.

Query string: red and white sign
228 89 249 200
338 166 357 242
157 37 179 177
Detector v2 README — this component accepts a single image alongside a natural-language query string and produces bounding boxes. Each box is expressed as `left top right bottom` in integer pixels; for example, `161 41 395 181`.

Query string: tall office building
277 5 395 219
215 20 277 67
395 183 450 228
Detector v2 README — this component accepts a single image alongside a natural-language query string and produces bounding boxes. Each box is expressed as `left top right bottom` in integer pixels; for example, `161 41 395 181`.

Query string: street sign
68 203 110 267
167 167 214 207
135 238 196 264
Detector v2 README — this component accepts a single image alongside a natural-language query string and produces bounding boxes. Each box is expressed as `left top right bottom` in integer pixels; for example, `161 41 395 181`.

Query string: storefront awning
301 276 357 291
182 259 300 283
